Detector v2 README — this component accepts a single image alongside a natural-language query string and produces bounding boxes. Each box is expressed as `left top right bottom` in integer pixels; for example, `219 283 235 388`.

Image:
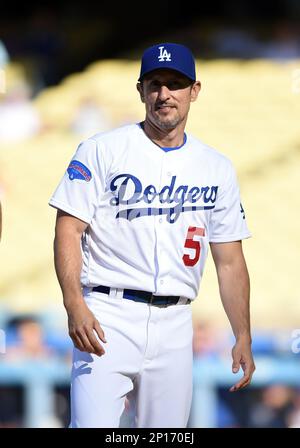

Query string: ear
190 81 201 102
136 82 145 103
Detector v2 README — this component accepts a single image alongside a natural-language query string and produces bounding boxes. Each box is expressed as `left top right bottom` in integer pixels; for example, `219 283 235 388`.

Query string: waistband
92 285 191 307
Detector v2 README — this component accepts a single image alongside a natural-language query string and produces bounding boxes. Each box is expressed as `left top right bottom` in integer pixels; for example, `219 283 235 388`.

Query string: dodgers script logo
158 46 171 62
67 160 92 182
109 173 218 224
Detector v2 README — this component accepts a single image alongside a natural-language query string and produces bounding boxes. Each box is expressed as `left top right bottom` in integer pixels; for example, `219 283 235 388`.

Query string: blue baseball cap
138 43 196 82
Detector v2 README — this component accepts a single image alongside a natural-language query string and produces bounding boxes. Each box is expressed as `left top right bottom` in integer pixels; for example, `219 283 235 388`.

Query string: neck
142 118 187 148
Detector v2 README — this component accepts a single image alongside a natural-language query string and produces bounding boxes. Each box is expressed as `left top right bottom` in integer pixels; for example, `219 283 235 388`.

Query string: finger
76 330 99 355
94 320 107 343
240 361 248 373
229 373 252 392
239 379 251 389
86 329 105 356
230 362 253 391
69 329 85 351
230 378 251 392
70 334 86 352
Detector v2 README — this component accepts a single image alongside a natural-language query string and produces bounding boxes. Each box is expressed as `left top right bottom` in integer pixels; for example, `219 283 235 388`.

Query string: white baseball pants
69 289 193 428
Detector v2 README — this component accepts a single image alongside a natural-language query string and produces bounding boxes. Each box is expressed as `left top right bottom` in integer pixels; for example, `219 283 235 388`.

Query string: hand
66 300 107 356
229 337 255 392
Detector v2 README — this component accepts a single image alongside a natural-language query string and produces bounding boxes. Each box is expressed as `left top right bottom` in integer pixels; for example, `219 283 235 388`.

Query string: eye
168 81 181 90
153 80 162 89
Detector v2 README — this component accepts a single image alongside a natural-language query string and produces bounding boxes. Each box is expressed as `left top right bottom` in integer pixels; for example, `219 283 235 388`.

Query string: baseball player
49 42 255 428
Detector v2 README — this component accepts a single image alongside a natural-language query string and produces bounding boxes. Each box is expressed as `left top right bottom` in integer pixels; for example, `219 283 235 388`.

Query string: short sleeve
209 161 251 242
48 138 105 224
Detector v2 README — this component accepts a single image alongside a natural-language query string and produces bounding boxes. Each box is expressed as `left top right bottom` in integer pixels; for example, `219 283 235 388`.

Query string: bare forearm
210 242 255 390
54 231 84 310
216 259 251 341
53 214 106 356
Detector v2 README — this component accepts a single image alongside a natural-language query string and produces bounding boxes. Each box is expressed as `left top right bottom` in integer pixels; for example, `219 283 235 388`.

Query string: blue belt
92 285 191 306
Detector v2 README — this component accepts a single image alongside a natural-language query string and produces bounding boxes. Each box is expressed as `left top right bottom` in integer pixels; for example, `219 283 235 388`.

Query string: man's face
137 69 201 131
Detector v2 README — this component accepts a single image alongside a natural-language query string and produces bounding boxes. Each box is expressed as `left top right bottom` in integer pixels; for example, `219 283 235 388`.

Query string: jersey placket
153 151 172 295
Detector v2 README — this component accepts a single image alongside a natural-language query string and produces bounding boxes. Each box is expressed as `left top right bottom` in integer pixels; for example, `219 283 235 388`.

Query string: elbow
216 259 250 283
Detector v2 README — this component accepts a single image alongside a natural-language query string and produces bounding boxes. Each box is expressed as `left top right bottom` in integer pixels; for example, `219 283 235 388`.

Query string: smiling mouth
156 105 174 112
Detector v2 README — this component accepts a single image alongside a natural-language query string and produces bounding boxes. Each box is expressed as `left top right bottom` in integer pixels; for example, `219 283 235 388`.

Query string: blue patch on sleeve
67 160 92 182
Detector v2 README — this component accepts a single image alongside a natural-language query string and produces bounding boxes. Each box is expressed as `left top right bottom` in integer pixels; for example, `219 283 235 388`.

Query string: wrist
235 333 252 344
63 294 86 313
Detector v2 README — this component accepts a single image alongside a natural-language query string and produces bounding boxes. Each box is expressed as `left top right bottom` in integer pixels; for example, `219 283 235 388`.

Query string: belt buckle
149 294 172 307
149 293 164 307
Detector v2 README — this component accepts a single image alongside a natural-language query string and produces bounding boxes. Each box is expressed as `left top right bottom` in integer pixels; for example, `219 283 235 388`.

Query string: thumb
232 358 240 373
232 349 241 373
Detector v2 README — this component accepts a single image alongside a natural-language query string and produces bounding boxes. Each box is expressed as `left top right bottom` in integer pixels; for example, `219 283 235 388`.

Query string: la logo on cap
158 46 171 62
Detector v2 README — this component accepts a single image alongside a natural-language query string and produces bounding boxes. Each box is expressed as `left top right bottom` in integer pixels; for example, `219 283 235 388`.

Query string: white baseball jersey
49 123 250 300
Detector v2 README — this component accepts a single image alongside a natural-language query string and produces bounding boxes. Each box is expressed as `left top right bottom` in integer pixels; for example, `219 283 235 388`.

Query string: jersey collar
138 122 188 153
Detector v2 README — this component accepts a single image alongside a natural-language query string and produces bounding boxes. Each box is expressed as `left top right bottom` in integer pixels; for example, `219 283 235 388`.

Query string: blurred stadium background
0 1 300 428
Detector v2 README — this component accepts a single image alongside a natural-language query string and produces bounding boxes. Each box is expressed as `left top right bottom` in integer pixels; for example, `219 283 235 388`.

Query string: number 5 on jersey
182 226 205 267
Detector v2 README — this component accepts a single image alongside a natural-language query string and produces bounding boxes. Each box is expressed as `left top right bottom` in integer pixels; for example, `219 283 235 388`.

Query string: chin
155 116 180 130
159 121 180 130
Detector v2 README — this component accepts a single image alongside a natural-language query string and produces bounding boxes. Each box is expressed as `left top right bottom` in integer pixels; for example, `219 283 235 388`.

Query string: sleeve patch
67 160 92 182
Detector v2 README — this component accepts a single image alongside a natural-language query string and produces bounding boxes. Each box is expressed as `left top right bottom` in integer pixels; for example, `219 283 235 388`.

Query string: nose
158 85 171 101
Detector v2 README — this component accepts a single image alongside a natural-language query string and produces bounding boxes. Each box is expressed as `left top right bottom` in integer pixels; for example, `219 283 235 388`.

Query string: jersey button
159 218 163 223
167 171 172 177
160 279 164 285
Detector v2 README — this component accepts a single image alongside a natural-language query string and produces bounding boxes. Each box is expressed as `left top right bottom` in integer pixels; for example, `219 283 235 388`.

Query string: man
49 42 255 428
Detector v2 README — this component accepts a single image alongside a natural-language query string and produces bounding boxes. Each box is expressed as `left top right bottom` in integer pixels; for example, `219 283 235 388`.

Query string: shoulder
187 134 238 186
88 123 139 146
74 123 139 163
74 123 140 171
187 133 233 168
